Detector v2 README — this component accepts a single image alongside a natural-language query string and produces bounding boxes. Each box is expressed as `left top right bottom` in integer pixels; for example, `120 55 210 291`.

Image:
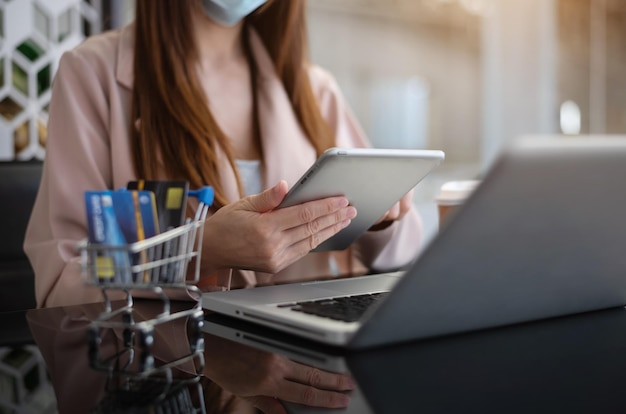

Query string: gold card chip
166 188 184 209
95 256 115 279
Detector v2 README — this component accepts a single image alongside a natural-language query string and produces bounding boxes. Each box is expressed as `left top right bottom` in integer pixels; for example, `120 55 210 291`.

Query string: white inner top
235 159 263 196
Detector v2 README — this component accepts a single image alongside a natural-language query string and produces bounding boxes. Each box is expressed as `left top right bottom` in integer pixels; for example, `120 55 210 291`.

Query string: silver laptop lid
352 135 626 348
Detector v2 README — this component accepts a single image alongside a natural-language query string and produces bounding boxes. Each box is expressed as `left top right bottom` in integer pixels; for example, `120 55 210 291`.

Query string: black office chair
0 160 42 346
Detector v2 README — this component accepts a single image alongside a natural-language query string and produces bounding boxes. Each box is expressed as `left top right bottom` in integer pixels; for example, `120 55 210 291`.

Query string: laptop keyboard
279 292 389 323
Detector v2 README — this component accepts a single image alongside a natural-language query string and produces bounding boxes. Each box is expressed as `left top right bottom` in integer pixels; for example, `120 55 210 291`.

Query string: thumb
246 180 288 213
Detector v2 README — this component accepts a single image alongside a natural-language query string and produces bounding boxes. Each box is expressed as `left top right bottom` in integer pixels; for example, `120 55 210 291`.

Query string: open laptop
202 135 626 349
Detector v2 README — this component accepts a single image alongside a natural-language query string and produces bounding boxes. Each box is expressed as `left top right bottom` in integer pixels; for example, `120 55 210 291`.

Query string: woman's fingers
243 180 289 213
274 196 352 231
386 202 401 221
277 362 355 408
282 206 356 247
285 364 356 392
203 186 358 273
372 190 415 227
259 196 356 255
204 336 354 411
276 380 351 408
397 190 414 219
252 359 354 407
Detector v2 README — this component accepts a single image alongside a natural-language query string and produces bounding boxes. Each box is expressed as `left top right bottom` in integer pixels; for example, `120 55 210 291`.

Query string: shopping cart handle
188 186 214 206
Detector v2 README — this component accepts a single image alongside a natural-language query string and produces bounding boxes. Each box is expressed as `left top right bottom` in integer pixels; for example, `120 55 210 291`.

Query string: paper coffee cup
435 180 480 224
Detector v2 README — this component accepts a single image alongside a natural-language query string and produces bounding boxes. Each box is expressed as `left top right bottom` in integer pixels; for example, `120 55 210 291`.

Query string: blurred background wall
308 0 482 164
306 0 626 240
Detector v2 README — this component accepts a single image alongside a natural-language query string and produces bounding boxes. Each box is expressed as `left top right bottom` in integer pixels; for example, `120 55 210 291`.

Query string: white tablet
278 147 445 251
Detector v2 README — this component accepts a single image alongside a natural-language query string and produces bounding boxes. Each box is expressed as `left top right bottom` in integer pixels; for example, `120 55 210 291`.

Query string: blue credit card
85 190 159 244
84 190 160 284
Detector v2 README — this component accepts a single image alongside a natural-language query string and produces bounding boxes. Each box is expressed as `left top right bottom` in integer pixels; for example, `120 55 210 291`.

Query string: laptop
202 135 626 349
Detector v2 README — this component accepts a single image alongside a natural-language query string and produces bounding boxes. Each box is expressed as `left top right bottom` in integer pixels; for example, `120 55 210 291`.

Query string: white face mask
201 0 268 27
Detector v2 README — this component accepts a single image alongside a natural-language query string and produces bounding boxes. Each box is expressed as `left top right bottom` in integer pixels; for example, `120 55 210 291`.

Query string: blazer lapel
115 24 134 90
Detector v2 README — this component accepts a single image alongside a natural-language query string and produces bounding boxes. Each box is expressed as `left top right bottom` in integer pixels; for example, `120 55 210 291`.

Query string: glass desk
24 300 626 413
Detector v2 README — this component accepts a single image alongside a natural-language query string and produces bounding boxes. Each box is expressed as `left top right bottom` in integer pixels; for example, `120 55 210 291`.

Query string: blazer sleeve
308 65 424 271
24 49 120 308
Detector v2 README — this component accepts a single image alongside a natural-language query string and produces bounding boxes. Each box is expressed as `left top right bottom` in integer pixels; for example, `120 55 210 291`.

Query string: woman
25 0 424 411
25 0 421 314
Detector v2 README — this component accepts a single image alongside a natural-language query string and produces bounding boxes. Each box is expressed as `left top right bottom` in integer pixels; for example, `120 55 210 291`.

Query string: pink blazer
24 25 423 308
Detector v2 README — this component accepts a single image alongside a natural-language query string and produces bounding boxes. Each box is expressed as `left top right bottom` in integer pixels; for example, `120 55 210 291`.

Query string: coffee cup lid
435 180 480 205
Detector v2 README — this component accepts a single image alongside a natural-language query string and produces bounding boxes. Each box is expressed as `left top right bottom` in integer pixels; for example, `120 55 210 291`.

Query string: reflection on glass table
27 301 207 413
27 299 626 414
201 312 372 414
26 300 360 414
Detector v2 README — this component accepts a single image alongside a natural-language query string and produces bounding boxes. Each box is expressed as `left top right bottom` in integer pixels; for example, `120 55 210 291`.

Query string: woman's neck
191 12 246 71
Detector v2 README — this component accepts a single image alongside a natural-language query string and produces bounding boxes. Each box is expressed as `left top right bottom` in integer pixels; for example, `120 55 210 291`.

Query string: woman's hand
203 334 355 414
202 181 357 274
369 190 414 231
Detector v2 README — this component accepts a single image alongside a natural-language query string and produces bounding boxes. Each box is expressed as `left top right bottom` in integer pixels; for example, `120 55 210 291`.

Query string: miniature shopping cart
78 186 213 378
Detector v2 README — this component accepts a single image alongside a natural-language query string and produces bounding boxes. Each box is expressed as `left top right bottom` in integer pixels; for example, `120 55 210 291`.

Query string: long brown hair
131 0 334 209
